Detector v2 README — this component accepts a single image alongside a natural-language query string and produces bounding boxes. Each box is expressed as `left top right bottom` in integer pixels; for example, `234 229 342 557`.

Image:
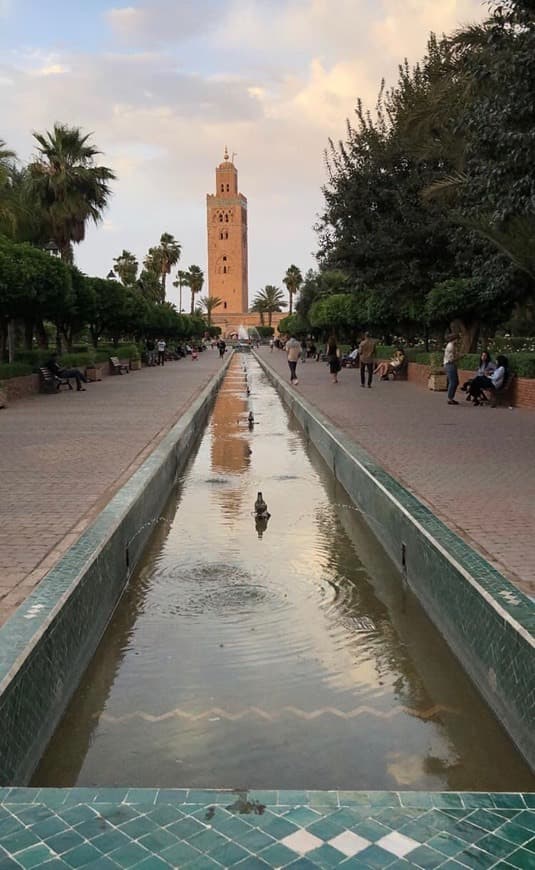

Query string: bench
39 366 73 393
109 356 129 375
481 372 515 408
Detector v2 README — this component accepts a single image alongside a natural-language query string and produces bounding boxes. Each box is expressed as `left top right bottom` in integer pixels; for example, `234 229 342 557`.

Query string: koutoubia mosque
207 149 284 337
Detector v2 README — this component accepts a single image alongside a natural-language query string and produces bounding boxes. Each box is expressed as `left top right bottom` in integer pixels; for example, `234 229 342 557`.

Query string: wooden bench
481 372 515 407
109 356 129 375
39 366 73 393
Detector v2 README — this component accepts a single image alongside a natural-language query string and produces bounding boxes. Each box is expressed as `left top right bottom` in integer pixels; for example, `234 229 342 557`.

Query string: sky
0 0 485 312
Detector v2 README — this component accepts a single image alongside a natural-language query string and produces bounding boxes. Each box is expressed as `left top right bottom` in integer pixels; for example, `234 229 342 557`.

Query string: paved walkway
257 349 535 598
0 352 223 626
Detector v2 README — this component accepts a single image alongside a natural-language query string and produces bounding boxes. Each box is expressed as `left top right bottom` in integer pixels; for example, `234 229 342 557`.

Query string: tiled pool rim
0 354 233 786
0 788 534 868
254 353 535 772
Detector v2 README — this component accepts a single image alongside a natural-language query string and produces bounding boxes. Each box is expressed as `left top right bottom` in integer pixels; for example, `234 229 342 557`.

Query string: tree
0 141 18 235
157 232 181 297
113 250 138 286
250 295 268 326
138 268 164 303
27 123 116 262
184 265 204 314
173 269 190 312
200 295 222 327
283 264 303 315
252 285 286 326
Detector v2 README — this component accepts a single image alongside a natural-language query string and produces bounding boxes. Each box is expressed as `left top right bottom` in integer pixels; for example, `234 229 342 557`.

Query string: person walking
358 332 377 388
157 338 166 366
443 332 460 405
217 339 226 359
326 335 341 384
285 334 301 385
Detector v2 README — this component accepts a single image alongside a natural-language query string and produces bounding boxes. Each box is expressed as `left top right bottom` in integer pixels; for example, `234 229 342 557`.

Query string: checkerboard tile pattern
0 790 534 868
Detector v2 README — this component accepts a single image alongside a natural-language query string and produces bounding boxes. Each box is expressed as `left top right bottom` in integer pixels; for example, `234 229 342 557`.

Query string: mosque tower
206 148 248 314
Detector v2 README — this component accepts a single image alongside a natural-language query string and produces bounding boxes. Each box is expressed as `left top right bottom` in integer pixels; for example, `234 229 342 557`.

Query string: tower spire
224 145 229 161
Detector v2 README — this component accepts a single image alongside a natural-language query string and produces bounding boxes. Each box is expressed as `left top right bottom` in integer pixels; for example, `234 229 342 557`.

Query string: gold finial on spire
224 145 229 161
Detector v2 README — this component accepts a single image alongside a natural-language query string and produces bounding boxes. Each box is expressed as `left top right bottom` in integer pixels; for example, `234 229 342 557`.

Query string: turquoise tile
283 807 321 828
159 841 202 867
307 816 344 841
505 847 535 869
524 797 535 810
232 857 271 869
182 856 221 869
186 790 227 804
107 841 152 868
124 789 158 805
0 827 41 853
307 792 339 809
126 857 170 869
515 813 535 834
277 791 308 806
138 828 179 853
90 828 130 855
235 826 275 853
366 793 402 808
4 789 39 803
0 858 21 870
352 820 397 843
461 795 496 809
450 820 487 844
456 845 497 869
491 795 527 810
354 844 396 867
476 833 517 860
39 861 70 869
30 817 69 840
259 842 297 866
307 843 347 868
497 822 535 846
154 789 189 803
166 816 206 839
70 818 105 839
0 815 26 838
399 793 434 809
92 789 128 804
209 814 253 840
257 814 298 840
248 791 278 806
14 844 56 868
117 816 158 839
429 794 464 809
145 805 185 827
467 809 507 832
329 808 368 830
14 806 54 826
57 806 96 827
209 840 250 866
426 833 471 857
61 843 103 868
43 830 85 855
408 845 446 868
189 827 228 854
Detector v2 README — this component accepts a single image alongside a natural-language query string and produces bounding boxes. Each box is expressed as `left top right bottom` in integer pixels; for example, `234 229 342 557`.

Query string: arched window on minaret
219 214 224 222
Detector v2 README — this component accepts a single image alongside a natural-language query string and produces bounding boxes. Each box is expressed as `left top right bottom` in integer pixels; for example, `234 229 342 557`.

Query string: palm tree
185 265 204 314
172 269 190 312
250 296 267 326
0 140 17 232
113 249 138 286
157 232 181 297
283 264 303 315
253 285 286 326
200 295 222 327
27 123 116 261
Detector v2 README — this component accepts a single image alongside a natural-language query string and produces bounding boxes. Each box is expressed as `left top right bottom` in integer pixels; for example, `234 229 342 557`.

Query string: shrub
257 326 275 338
0 363 33 380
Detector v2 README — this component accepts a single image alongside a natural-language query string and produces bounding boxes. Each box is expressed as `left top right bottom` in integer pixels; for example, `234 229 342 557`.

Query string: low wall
256 353 535 770
0 354 232 785
407 362 535 408
2 373 39 401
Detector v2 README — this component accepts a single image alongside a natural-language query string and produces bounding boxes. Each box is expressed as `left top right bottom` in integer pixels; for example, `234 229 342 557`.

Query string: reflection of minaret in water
209 359 251 519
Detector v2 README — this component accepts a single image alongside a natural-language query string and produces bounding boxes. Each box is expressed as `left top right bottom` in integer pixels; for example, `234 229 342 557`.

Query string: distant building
206 150 284 337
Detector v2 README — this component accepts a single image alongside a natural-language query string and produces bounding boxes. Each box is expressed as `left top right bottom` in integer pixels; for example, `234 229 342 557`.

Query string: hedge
0 363 33 380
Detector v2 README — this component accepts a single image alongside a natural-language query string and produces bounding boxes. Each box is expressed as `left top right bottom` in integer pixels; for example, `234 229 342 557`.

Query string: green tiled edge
254 353 535 632
0 790 533 869
255 353 535 771
0 355 234 786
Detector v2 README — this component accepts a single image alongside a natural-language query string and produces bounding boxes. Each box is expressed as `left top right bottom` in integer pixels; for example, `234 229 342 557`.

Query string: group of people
284 332 381 388
444 334 509 406
145 339 168 366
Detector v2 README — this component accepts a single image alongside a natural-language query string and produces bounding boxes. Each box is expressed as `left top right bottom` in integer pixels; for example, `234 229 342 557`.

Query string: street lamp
44 240 60 258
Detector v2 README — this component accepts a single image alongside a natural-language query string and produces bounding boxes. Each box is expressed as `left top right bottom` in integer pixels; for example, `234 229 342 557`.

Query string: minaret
206 148 248 314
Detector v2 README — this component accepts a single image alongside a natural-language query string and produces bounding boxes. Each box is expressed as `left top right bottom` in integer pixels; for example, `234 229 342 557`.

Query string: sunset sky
0 0 485 311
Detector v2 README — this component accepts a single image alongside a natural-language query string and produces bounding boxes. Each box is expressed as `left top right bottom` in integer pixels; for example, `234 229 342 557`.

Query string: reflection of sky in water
32 358 535 792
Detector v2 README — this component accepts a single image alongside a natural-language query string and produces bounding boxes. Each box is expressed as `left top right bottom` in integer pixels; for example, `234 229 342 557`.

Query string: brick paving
258 348 535 598
0 352 223 625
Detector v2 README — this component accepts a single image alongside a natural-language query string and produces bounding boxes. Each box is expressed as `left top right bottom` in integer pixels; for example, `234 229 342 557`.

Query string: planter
86 365 102 383
129 359 141 371
0 387 7 409
428 372 447 391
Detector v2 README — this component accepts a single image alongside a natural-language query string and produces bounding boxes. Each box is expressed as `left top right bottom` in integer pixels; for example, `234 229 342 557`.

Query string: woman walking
326 335 341 384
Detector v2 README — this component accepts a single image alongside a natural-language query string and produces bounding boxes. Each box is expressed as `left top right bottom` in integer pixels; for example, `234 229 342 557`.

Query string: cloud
106 0 222 46
2 0 486 298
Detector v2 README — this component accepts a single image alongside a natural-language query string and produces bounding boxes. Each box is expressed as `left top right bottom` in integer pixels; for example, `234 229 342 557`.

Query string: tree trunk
450 318 479 354
7 319 16 363
268 310 273 327
36 319 49 349
289 293 293 315
90 326 99 349
55 323 63 355
0 318 7 362
24 320 34 350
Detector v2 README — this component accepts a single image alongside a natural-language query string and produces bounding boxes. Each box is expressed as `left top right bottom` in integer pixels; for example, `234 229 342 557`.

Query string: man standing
218 339 226 359
157 338 166 366
443 332 460 405
358 332 377 388
285 335 301 385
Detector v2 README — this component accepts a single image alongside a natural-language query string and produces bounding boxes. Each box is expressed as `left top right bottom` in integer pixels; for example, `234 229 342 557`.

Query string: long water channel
33 357 535 790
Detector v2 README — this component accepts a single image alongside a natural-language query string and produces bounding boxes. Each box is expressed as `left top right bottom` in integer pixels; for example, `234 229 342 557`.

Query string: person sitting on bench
374 348 406 380
468 354 508 406
46 354 87 392
460 350 495 400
